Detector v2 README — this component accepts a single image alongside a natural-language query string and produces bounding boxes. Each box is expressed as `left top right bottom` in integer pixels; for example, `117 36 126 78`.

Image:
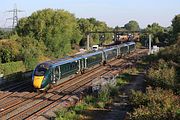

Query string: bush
84 95 97 105
130 90 148 107
147 59 176 89
129 87 180 120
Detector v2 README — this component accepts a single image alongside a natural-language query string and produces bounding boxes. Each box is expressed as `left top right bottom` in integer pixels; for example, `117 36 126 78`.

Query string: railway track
0 48 148 119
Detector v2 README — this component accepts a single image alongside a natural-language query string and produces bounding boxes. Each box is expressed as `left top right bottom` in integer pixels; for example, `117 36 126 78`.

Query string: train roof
52 57 81 67
34 42 135 69
81 50 103 58
118 43 128 47
103 46 117 52
47 50 103 67
126 41 135 45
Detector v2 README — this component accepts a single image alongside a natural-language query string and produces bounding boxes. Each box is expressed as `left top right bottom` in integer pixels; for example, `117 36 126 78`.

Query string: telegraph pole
6 4 24 29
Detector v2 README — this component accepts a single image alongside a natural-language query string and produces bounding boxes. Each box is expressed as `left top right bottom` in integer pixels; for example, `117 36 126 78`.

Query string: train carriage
103 47 118 62
83 51 104 68
33 57 82 90
126 42 135 53
118 43 129 56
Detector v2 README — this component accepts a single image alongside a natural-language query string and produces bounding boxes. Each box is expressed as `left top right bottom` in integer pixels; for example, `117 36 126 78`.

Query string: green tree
124 20 140 31
144 23 165 44
17 36 47 70
0 39 21 63
16 9 82 57
172 14 180 40
77 18 112 46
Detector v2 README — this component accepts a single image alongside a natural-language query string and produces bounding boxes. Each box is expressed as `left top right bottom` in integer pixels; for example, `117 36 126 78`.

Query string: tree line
0 8 180 70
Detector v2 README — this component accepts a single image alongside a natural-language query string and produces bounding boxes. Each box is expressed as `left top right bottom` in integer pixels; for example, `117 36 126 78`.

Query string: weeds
55 108 79 120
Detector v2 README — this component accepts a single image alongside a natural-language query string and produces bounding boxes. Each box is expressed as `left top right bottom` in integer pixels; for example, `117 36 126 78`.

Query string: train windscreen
34 63 49 76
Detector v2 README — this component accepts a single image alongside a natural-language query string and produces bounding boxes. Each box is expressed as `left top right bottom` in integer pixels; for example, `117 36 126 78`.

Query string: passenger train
32 42 136 91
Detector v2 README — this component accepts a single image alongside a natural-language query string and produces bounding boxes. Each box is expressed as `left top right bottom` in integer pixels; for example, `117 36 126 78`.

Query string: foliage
98 87 110 103
130 90 148 107
109 86 119 97
0 39 21 63
77 18 112 46
16 9 82 58
147 59 176 89
116 77 128 86
124 20 140 31
17 36 46 70
84 95 97 105
70 102 88 113
158 39 180 63
172 14 180 38
0 29 12 39
129 87 180 120
55 108 79 120
0 61 25 76
144 23 165 44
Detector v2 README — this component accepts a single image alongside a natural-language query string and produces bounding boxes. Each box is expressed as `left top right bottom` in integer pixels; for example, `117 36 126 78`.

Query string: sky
0 0 180 28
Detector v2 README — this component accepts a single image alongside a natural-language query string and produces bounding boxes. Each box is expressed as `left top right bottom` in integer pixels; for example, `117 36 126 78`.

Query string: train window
72 63 76 68
34 64 48 76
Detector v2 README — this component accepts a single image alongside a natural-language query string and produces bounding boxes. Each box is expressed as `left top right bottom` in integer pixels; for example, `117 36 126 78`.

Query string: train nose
33 76 44 88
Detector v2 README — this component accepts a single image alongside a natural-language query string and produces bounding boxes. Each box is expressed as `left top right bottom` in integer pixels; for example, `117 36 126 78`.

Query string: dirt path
91 73 146 120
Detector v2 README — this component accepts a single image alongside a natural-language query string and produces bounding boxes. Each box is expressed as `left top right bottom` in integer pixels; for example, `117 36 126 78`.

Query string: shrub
147 59 176 89
84 95 97 105
129 87 180 120
130 90 148 107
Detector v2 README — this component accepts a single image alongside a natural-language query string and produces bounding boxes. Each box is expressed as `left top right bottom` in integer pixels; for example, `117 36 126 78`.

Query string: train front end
32 63 51 91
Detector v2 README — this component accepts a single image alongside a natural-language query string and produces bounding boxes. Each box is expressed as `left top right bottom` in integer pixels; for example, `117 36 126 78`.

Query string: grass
55 108 79 120
116 73 132 86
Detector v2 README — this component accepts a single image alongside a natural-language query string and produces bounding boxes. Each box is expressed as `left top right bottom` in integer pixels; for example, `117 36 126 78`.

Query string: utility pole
148 34 152 55
6 4 24 29
87 33 90 50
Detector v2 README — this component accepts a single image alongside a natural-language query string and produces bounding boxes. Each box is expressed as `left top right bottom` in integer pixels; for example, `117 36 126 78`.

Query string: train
32 42 136 91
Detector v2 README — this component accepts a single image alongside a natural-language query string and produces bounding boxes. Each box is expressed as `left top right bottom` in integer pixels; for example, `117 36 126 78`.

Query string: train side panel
120 45 129 56
59 61 79 78
103 47 118 62
86 53 103 68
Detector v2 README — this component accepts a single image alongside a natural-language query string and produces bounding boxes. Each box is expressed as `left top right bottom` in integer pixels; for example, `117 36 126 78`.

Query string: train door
52 66 60 84
81 59 84 69
80 58 86 73
85 58 87 69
